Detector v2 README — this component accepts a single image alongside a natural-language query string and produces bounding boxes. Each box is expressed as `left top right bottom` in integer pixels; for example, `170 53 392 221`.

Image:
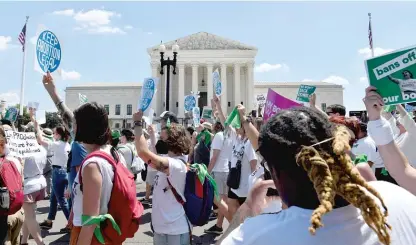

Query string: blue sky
1 1 415 112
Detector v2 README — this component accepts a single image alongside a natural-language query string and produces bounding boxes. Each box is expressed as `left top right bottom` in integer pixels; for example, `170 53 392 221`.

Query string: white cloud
301 78 315 82
146 32 153 35
88 26 125 34
254 63 289 73
52 9 75 16
322 75 349 85
0 36 12 51
359 76 368 83
358 47 394 58
74 9 118 27
60 69 81 80
124 25 133 30
0 92 19 105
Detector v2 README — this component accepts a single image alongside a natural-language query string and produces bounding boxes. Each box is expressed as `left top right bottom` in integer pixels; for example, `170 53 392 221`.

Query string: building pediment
148 32 257 52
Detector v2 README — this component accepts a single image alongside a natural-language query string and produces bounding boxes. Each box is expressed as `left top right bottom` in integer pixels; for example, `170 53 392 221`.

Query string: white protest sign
4 130 42 158
27 102 39 111
256 94 266 106
143 108 155 126
139 77 159 112
36 110 46 125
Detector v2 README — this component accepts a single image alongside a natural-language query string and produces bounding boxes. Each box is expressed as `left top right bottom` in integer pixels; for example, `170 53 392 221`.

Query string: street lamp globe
159 41 166 53
172 41 179 53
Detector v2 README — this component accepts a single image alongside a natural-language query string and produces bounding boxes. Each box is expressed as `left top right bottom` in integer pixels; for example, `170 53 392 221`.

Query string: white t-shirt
399 78 416 93
117 142 136 171
47 141 71 168
23 147 47 195
72 146 126 226
352 136 384 169
221 181 416 245
248 166 282 214
210 132 232 173
395 115 416 167
151 156 189 235
229 130 257 198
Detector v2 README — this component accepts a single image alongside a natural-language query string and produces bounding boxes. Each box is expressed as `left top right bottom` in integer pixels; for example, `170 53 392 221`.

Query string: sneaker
140 198 152 206
209 212 217 221
39 220 52 230
60 226 71 234
204 225 223 235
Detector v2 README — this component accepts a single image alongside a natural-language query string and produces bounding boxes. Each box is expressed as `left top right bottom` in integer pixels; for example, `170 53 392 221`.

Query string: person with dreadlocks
219 104 416 245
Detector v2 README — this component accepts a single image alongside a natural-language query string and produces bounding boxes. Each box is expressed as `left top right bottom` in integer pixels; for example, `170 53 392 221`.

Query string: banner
4 107 18 122
184 94 197 112
263 88 301 122
192 107 200 127
213 69 222 96
365 45 416 105
4 130 42 158
138 77 158 112
296 85 316 102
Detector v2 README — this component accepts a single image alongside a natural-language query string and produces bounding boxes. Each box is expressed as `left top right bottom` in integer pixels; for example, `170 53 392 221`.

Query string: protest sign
79 93 88 105
4 107 18 122
202 107 213 119
36 30 62 73
405 104 415 112
263 88 301 122
4 130 42 158
213 69 222 96
143 108 154 126
184 94 197 112
296 85 316 102
365 45 416 105
139 77 158 112
256 94 266 107
27 102 39 111
192 107 201 127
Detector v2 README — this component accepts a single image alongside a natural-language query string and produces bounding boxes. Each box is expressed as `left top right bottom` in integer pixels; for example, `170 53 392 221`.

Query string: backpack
0 157 24 216
79 149 144 244
167 161 215 227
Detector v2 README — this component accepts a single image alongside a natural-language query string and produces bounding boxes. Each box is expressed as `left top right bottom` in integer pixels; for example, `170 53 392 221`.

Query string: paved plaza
29 177 228 245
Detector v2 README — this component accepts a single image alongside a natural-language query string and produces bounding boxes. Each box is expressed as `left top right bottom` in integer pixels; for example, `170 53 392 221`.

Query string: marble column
178 63 185 118
151 62 159 114
247 61 254 112
234 63 241 108
220 63 227 113
192 64 199 95
206 63 214 103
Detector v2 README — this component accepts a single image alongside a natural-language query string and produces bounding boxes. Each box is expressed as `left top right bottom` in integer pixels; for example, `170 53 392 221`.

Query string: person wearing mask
220 106 416 245
134 110 191 245
33 119 71 233
205 121 232 235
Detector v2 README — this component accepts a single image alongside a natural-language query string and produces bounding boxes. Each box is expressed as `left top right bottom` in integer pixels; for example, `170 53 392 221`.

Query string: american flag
18 23 27 52
368 13 373 52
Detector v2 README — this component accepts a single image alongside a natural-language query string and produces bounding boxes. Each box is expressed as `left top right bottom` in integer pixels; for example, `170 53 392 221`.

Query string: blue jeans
153 232 190 245
48 167 70 220
68 166 78 211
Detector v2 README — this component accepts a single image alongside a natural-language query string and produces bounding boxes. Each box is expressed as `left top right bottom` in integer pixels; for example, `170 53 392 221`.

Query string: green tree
42 112 62 129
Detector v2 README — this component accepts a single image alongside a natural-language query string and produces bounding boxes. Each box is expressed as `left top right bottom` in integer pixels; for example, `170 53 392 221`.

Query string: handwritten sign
256 94 266 106
4 107 18 122
4 130 42 158
213 70 222 96
296 85 316 102
192 107 201 127
263 88 301 122
139 77 158 112
36 30 62 73
184 95 197 112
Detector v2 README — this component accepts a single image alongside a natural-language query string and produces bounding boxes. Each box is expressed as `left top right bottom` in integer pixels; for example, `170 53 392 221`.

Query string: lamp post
159 41 179 111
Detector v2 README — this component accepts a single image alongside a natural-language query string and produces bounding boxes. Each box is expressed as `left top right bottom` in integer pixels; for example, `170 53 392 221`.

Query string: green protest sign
202 107 213 119
365 46 416 105
296 85 316 102
4 107 18 122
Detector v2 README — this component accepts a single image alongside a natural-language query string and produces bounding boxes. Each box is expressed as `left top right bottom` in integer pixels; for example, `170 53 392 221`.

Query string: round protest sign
184 95 196 112
36 30 62 73
213 71 222 96
139 78 156 112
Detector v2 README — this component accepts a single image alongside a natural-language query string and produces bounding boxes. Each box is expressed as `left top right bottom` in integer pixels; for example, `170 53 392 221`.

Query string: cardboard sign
296 85 316 102
184 94 197 112
139 77 158 112
4 107 18 122
365 45 416 105
256 94 266 106
263 88 301 122
4 130 42 158
213 69 222 96
192 107 200 127
36 30 62 73
202 106 213 119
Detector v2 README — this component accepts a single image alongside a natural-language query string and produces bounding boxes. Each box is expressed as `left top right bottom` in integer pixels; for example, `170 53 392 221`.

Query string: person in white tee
133 110 191 245
220 106 416 245
388 70 416 96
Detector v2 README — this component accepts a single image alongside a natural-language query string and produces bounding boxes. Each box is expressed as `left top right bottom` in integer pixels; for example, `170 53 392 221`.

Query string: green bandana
384 105 396 113
82 214 121 244
190 163 219 200
225 107 241 129
196 129 211 145
353 154 368 165
380 168 389 176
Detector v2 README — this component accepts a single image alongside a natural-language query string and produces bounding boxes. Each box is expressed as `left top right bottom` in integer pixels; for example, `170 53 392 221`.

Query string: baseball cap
155 111 179 123
111 130 121 140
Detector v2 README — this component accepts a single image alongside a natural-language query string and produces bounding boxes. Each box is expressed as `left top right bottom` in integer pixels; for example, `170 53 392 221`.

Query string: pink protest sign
263 88 301 122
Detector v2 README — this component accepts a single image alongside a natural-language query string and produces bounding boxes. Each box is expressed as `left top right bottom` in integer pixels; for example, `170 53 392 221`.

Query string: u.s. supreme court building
65 32 343 129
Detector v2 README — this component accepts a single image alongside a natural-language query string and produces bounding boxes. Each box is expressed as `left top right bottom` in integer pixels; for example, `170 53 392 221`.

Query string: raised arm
147 125 157 154
365 86 416 195
237 105 259 150
30 109 49 147
388 75 400 85
42 72 74 133
396 104 416 137
133 111 170 174
213 95 226 127
309 93 329 118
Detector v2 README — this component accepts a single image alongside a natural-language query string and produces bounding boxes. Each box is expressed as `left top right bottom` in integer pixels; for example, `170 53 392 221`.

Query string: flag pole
368 13 374 58
19 16 29 116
